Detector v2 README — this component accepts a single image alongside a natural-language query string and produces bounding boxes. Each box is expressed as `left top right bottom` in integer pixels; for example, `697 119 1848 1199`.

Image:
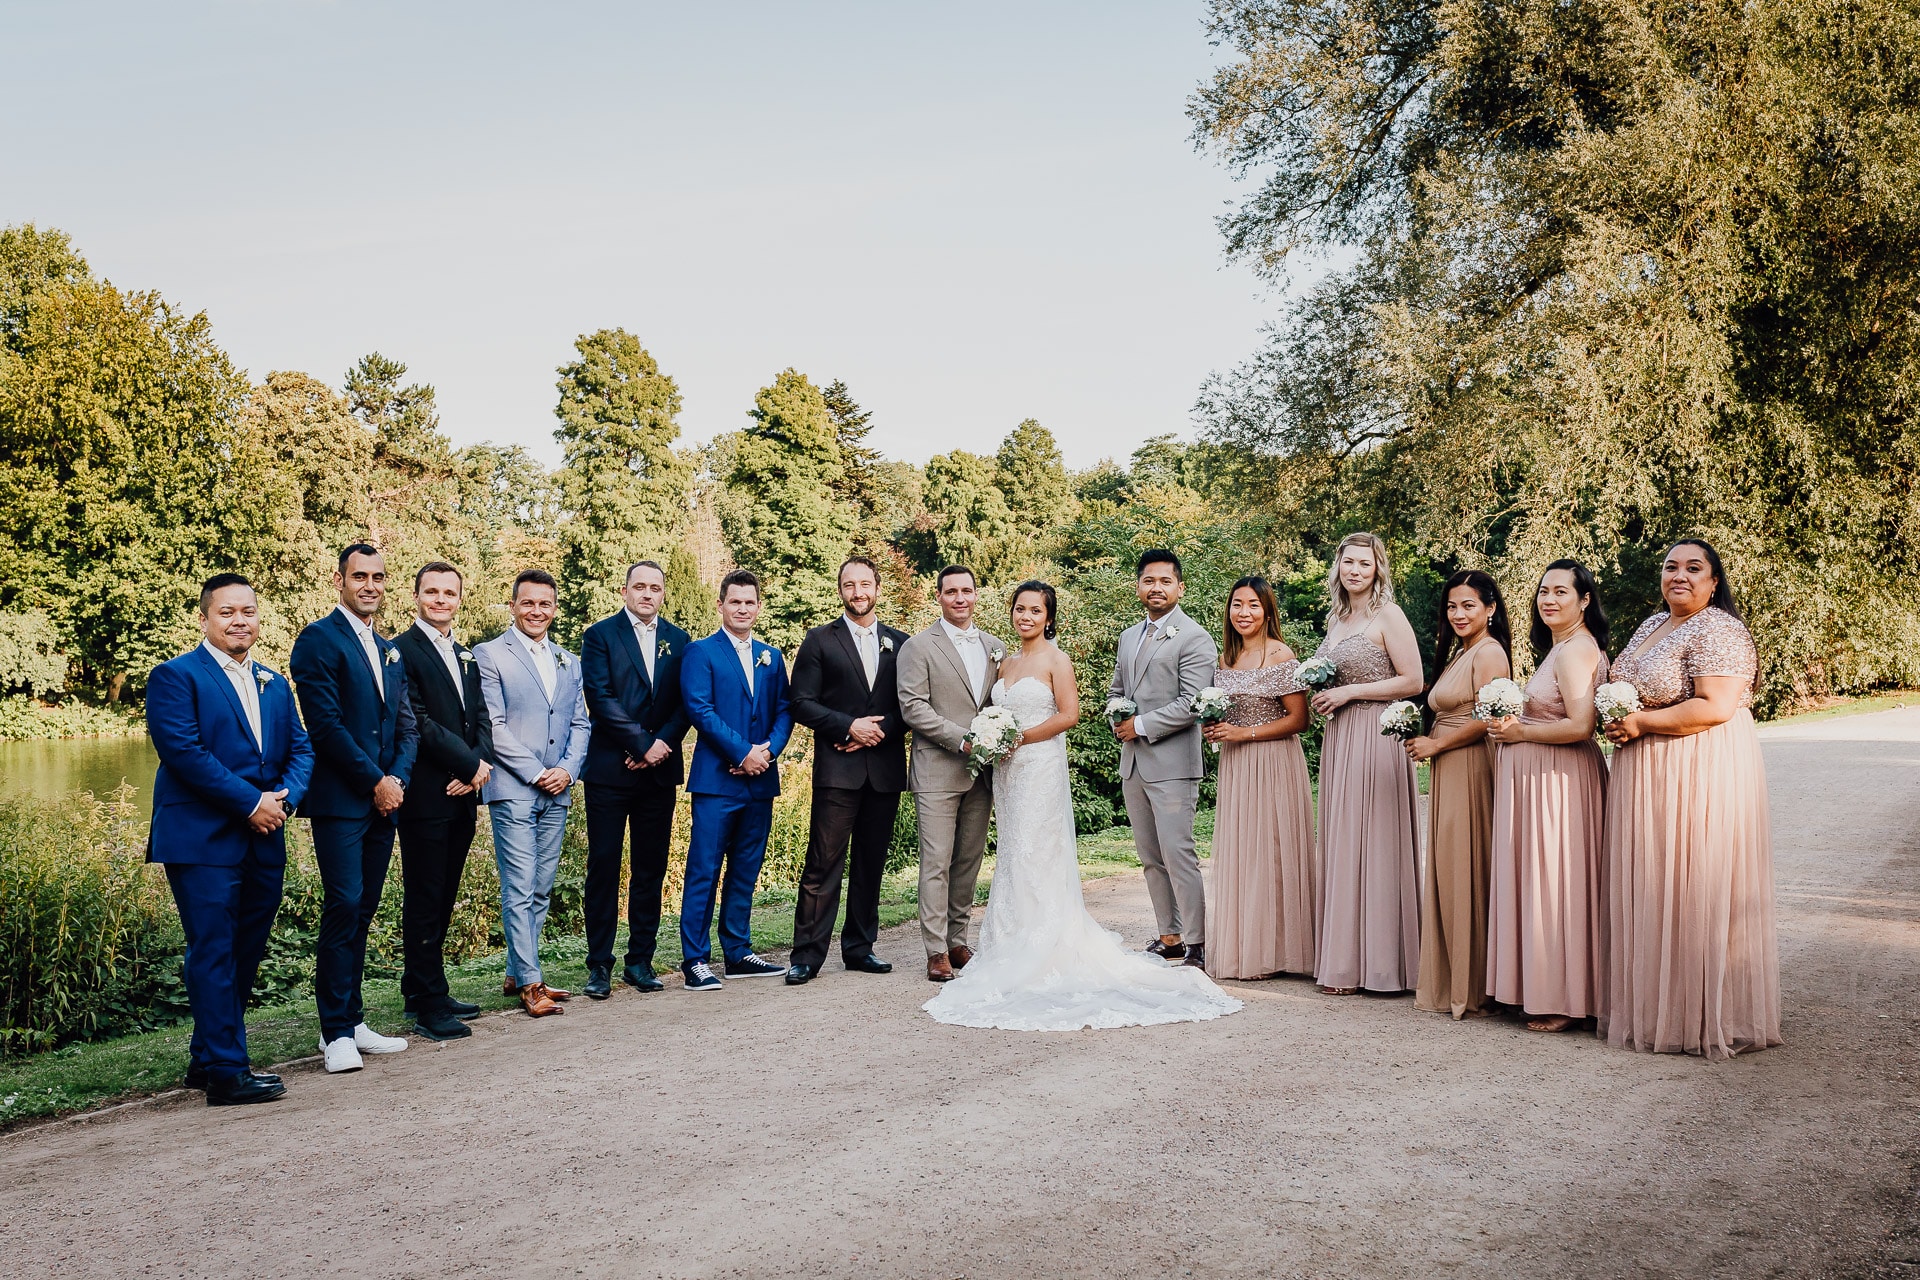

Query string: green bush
0 694 145 742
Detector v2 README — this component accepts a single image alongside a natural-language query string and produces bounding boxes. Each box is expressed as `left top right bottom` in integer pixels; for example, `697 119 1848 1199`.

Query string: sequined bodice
1612 608 1756 710
1319 633 1396 694
1213 660 1304 727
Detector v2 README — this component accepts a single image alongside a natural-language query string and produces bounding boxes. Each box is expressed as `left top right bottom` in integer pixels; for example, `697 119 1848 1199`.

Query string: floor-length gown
923 677 1242 1030
1313 636 1420 992
1485 640 1610 1019
1413 640 1500 1018
1601 607 1780 1059
1208 661 1317 979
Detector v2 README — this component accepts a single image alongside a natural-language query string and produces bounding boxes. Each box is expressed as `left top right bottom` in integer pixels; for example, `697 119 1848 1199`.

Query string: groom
1109 548 1217 970
897 564 1004 983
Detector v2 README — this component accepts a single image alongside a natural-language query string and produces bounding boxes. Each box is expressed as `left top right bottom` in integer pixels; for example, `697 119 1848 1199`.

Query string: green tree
0 609 68 696
663 543 708 633
921 450 1017 578
993 419 1077 557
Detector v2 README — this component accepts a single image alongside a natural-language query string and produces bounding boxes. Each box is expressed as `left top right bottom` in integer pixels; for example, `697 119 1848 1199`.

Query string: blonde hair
1326 532 1394 621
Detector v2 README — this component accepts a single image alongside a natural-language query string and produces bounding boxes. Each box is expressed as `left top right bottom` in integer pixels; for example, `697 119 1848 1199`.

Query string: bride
923 581 1242 1031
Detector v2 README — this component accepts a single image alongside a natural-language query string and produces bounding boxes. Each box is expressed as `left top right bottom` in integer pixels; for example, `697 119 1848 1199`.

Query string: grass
1763 689 1920 725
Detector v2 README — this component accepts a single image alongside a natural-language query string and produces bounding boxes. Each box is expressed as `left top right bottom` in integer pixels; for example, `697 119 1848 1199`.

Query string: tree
993 419 1076 553
663 543 708 633
921 450 1016 578
0 609 67 696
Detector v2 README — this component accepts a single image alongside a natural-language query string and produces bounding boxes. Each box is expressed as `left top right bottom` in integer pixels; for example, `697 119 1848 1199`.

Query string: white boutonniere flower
990 648 1005 663
384 647 400 665
556 650 571 669
879 635 894 653
658 640 672 658
1165 626 1181 639
255 668 274 689
756 649 772 668
458 650 475 666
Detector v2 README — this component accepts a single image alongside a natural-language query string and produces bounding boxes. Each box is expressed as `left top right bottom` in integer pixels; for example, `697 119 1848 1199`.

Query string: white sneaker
352 1022 409 1054
321 1037 364 1073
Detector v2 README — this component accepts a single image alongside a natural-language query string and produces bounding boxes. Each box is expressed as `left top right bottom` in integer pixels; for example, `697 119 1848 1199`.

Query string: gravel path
7 709 1918 1278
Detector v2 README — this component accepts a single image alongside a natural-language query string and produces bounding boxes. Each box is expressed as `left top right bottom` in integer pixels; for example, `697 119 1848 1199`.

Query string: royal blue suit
146 643 313 1083
289 607 419 1042
678 630 792 967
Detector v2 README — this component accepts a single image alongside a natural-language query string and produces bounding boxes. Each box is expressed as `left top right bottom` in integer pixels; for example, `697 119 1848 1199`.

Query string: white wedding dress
923 677 1243 1031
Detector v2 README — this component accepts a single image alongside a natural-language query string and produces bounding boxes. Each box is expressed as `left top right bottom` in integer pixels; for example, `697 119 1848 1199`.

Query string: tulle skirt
1314 700 1420 991
1209 735 1318 980
1415 741 1495 1018
1600 710 1781 1059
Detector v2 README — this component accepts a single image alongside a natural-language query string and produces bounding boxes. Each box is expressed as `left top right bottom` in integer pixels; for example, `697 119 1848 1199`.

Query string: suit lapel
928 627 980 709
831 618 870 691
412 627 464 709
330 609 386 703
504 630 553 706
615 615 654 693
194 646 260 753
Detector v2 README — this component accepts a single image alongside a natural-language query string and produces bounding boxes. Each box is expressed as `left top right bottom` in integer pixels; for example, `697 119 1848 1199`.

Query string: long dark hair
1529 559 1610 662
1429 570 1511 690
1666 539 1741 619
1221 575 1284 667
1009 579 1058 639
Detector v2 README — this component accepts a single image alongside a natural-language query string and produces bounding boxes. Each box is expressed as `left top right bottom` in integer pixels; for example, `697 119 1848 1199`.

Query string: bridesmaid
1309 533 1424 995
1203 576 1315 980
1406 570 1511 1019
1485 560 1611 1033
1602 540 1780 1059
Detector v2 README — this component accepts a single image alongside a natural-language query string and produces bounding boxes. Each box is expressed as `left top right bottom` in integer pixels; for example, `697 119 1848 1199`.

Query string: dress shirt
515 625 558 701
940 618 989 702
727 629 757 695
845 615 879 686
626 608 658 683
202 639 262 748
335 604 385 702
1133 618 1161 683
414 617 463 706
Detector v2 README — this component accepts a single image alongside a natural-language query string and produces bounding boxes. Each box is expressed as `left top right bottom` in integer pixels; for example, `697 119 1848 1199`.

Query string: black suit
394 622 493 1016
580 609 692 971
788 615 909 969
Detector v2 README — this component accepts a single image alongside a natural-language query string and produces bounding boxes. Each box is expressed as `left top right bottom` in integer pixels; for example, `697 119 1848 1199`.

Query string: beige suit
897 621 1004 957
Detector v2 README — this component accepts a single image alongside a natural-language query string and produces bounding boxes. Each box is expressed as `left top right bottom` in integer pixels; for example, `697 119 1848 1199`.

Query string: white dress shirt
515 625 558 701
414 617 463 706
940 618 989 702
335 604 385 702
727 629 757 694
845 615 879 687
202 639 262 748
626 608 658 683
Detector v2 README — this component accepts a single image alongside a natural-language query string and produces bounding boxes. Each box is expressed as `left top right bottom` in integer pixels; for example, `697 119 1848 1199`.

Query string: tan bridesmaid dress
1602 607 1780 1059
1413 640 1501 1018
1485 639 1610 1019
1208 661 1317 979
1313 636 1420 992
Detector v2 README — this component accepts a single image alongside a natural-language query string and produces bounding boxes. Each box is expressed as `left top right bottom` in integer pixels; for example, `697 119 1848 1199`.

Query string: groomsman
677 570 793 990
475 569 590 1018
290 544 419 1074
579 561 691 999
146 574 312 1105
784 555 908 985
393 562 493 1040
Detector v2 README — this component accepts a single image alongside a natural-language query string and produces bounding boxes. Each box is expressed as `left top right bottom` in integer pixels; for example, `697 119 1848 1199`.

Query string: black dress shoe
413 1008 474 1040
622 964 664 993
185 1066 281 1090
205 1073 286 1107
785 963 815 985
1182 944 1207 970
444 997 482 1020
1145 938 1188 960
584 964 613 1000
843 954 892 974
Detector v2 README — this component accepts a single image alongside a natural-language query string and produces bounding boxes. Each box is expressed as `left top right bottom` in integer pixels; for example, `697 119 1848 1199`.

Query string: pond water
0 736 160 805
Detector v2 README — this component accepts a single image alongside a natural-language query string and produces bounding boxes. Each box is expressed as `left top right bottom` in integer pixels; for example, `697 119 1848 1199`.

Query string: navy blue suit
678 630 792 967
146 643 312 1083
289 608 419 1042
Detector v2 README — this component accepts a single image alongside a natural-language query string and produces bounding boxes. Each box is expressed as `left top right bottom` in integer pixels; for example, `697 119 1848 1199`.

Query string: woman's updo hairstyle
1010 580 1059 639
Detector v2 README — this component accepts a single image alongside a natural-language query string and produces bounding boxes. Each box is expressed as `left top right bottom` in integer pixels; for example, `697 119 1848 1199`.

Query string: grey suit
1110 605 1216 945
897 621 1004 957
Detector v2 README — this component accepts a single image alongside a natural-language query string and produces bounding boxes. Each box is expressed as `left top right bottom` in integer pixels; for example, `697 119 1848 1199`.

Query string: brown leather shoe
543 985 572 1002
948 944 973 971
926 954 955 982
520 983 565 1017
502 977 518 996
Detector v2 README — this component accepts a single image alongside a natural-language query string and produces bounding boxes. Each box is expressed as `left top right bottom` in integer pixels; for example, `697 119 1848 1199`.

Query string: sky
6 2 1281 470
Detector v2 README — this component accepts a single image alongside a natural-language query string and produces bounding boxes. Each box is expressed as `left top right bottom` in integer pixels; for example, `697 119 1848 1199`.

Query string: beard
844 598 876 620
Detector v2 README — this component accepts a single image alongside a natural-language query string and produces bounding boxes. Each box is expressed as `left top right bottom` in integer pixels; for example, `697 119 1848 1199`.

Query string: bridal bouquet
1193 686 1232 752
1103 695 1137 728
965 705 1023 778
1295 655 1339 690
1378 700 1423 741
1474 677 1526 721
1594 681 1642 726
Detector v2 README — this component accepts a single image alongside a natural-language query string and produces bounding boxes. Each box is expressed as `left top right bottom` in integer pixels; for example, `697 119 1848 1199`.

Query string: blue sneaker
683 960 724 991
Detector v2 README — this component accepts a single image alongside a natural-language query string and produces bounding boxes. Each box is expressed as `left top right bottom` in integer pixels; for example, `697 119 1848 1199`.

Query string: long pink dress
1209 661 1317 979
1313 635 1420 992
1485 639 1610 1018
1602 607 1780 1059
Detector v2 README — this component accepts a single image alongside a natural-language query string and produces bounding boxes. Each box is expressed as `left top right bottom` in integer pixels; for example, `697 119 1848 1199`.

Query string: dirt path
8 710 1918 1279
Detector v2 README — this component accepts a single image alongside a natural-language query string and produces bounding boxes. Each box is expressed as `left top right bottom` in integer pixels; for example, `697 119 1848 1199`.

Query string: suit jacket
579 610 692 791
289 609 419 820
1109 605 1217 782
680 630 793 802
146 645 314 866
789 616 909 793
394 622 494 823
475 628 591 807
896 622 1005 796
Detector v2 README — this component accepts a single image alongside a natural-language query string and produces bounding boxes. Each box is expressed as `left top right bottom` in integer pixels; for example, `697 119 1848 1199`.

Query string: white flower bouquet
1474 677 1526 721
1295 655 1339 690
1193 686 1233 752
1378 700 1423 741
964 705 1023 778
1594 681 1642 726
1103 695 1138 727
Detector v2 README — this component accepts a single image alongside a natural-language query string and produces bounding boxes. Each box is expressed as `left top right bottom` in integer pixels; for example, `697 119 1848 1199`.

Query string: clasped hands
835 716 886 752
729 743 774 777
622 740 674 771
248 789 291 833
446 759 493 797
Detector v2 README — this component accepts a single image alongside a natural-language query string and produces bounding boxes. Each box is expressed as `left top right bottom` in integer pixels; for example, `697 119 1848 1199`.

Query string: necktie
856 626 877 686
636 622 655 682
1133 621 1158 683
358 626 385 702
438 634 463 706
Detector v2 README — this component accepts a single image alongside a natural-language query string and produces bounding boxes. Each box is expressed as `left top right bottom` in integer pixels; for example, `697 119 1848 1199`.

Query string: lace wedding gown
922 677 1243 1031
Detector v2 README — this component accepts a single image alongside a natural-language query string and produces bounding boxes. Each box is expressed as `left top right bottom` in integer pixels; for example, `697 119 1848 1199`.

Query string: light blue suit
476 626 590 987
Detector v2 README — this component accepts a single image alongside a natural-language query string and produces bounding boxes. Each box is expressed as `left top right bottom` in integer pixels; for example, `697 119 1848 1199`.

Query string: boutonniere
990 648 1005 663
254 668 274 689
1162 626 1181 640
555 650 571 669
384 647 400 665
879 635 894 653
458 650 475 666
658 640 672 658
756 649 772 668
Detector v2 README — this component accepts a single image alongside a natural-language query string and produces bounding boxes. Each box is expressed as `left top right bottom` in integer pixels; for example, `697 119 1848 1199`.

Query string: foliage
0 608 66 696
0 694 144 742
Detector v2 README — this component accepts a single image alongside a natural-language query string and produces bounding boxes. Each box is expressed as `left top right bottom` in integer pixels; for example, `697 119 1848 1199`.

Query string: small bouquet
1474 677 1526 721
1295 655 1339 690
1103 695 1138 728
1193 686 1233 752
1378 700 1423 741
1594 681 1642 726
964 705 1023 778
